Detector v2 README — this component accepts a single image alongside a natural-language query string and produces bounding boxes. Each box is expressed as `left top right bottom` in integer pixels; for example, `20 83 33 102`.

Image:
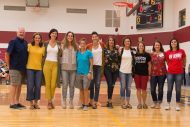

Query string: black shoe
106 102 109 107
6 80 10 85
107 102 113 109
88 103 92 107
109 102 113 109
16 103 26 109
9 104 20 109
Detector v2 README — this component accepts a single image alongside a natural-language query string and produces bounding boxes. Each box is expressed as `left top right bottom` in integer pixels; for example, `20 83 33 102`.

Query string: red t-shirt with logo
165 49 186 74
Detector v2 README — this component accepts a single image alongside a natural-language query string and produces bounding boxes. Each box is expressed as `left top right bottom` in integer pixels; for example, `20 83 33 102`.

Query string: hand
61 43 64 49
118 47 122 54
87 73 92 80
115 45 120 49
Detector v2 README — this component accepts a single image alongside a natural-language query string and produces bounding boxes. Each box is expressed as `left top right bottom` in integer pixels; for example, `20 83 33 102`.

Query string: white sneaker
155 103 161 109
83 106 88 111
150 103 157 109
62 100 66 109
175 106 181 111
165 104 171 110
69 100 74 109
78 105 84 110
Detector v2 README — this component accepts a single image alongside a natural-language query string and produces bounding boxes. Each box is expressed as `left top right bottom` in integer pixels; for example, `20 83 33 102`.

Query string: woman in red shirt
150 41 167 109
165 39 186 111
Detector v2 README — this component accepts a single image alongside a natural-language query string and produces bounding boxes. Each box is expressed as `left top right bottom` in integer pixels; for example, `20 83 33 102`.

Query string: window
26 0 49 7
179 9 186 27
105 10 120 27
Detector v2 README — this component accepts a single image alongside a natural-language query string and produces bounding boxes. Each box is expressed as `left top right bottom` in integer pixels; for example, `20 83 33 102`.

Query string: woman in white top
43 29 62 109
119 37 136 109
86 31 105 109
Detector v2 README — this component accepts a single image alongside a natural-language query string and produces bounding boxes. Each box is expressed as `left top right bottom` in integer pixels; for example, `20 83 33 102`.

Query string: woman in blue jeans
86 31 105 109
119 37 136 109
150 41 167 109
26 33 45 109
103 36 120 108
165 39 186 111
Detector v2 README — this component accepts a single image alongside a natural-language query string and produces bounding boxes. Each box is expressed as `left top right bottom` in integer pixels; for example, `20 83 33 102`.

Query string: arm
88 58 93 80
183 56 186 68
5 52 10 69
148 61 151 76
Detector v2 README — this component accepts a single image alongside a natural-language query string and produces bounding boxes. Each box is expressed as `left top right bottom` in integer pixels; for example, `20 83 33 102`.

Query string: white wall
0 0 177 35
173 0 190 30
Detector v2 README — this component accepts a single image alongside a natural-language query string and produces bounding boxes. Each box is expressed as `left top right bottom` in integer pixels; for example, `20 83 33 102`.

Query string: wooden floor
0 82 190 127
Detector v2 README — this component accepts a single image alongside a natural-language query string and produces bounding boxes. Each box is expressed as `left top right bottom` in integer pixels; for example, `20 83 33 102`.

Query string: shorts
134 74 149 90
9 70 26 85
75 74 91 89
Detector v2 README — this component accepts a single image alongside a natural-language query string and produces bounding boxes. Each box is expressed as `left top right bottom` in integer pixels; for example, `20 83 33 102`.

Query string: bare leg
80 89 84 105
84 89 89 106
15 85 22 104
142 90 147 104
137 89 142 104
10 85 17 105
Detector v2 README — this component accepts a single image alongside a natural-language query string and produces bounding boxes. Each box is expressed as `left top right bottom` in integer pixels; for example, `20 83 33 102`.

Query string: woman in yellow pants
43 28 62 109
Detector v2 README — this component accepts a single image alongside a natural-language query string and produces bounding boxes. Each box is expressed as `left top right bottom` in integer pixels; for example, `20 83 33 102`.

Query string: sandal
121 104 127 109
29 105 35 110
137 104 142 109
126 104 132 109
47 103 52 110
34 104 40 109
51 103 55 109
143 104 148 109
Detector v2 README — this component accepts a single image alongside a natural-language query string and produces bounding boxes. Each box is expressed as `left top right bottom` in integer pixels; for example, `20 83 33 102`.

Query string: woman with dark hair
134 42 151 109
119 37 136 109
43 28 62 109
150 41 167 109
103 36 120 108
61 31 78 109
87 31 105 109
165 39 186 111
26 33 45 109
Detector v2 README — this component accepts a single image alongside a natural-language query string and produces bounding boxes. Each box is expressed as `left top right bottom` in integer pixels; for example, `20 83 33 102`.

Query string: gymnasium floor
0 81 190 127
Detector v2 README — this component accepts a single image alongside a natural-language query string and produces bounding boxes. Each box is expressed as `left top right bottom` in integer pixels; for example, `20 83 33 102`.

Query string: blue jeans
90 65 101 102
104 67 118 99
167 73 183 103
26 69 43 101
150 75 166 103
119 72 132 100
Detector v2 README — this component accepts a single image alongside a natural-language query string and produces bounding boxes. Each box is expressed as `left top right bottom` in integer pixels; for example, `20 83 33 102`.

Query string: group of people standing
5 27 186 111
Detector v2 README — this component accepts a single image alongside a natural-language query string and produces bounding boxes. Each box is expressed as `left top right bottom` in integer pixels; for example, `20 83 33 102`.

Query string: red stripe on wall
0 26 190 47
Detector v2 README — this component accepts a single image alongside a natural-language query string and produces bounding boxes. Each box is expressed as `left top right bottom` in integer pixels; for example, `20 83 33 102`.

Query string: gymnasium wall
0 0 175 34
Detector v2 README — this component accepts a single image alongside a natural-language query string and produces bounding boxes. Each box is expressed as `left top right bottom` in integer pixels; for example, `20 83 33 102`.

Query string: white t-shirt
92 45 102 66
119 49 132 73
46 44 58 62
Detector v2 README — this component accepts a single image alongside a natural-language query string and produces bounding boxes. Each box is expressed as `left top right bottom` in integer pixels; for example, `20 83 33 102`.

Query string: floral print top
151 52 167 76
104 48 120 72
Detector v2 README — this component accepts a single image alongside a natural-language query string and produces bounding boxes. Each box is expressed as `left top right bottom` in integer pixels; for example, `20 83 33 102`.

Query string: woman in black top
104 36 120 108
134 42 151 109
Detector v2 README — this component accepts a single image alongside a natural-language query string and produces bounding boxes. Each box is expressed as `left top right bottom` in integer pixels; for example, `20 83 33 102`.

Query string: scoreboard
136 0 163 29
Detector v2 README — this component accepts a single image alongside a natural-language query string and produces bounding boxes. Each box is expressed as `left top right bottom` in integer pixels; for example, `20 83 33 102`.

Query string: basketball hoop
113 1 134 17
113 2 133 8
